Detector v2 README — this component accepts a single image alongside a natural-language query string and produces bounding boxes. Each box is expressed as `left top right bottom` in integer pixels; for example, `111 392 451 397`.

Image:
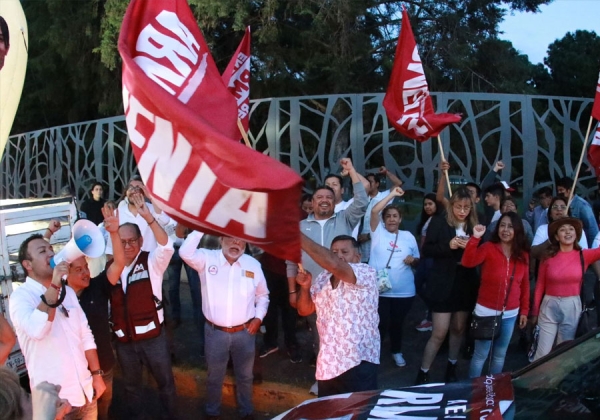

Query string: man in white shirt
179 229 269 420
11 235 106 419
107 194 176 419
295 234 379 397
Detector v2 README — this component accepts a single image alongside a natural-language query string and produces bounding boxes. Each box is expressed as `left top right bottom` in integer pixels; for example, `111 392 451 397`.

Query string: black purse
576 251 595 338
470 262 516 341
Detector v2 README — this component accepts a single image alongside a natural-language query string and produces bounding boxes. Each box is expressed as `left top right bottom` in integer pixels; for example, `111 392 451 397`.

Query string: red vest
110 252 162 342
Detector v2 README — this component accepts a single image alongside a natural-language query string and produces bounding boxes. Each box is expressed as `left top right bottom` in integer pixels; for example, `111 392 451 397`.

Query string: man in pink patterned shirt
295 234 380 397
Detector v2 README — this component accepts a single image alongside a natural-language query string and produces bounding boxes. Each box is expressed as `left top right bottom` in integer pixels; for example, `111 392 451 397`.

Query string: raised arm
379 166 403 189
131 193 168 246
103 205 125 285
300 234 356 284
370 187 404 232
436 160 450 208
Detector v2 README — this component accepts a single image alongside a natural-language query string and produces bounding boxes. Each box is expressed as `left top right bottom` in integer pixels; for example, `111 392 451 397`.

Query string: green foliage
13 0 563 134
538 30 600 98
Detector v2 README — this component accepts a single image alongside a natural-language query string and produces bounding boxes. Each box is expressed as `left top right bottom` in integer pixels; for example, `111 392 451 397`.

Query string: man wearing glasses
11 236 106 419
178 228 269 420
108 194 176 419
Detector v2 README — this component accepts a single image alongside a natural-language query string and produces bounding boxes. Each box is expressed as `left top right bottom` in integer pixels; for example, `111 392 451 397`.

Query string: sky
499 0 600 65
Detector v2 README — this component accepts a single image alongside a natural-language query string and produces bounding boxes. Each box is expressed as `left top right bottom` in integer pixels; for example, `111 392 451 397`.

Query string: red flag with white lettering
222 27 251 132
383 8 461 142
587 122 600 181
118 0 303 262
592 72 600 121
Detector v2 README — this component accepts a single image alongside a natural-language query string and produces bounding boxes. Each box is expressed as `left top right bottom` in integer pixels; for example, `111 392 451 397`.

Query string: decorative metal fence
1 92 596 209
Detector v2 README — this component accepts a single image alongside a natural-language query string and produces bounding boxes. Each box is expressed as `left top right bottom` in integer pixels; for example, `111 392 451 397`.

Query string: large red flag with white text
383 8 461 142
592 72 600 121
587 72 600 180
222 27 251 132
118 0 303 262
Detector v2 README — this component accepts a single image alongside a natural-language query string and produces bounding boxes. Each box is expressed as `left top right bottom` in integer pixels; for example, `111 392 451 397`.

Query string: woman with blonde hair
416 187 479 384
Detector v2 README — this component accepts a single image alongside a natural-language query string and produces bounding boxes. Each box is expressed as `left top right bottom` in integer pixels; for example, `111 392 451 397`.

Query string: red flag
593 71 600 121
118 0 303 262
222 27 251 132
383 8 461 142
587 122 600 181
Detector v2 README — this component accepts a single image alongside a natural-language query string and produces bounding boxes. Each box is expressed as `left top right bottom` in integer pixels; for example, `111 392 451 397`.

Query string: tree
13 0 122 133
537 30 600 98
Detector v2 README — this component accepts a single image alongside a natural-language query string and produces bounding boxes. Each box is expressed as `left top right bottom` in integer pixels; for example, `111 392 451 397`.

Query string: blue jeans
167 247 204 338
64 398 97 420
115 328 177 419
205 323 255 416
469 315 517 378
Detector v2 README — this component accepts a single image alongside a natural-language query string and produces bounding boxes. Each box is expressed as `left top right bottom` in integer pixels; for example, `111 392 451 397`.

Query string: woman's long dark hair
490 211 529 262
416 193 441 234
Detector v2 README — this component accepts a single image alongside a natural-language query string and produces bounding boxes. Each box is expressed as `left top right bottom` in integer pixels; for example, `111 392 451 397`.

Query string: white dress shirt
105 199 170 254
9 278 96 406
179 231 269 327
118 238 174 325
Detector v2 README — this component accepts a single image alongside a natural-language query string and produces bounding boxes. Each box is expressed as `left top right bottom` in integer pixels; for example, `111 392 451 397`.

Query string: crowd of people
2 157 600 420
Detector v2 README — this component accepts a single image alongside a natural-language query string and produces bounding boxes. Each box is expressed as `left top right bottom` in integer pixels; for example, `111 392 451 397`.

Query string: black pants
262 268 298 349
378 296 414 353
318 361 378 397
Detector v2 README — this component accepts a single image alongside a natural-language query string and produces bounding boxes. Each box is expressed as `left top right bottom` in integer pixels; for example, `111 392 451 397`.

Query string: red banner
118 0 303 262
587 122 600 181
222 26 251 132
383 8 461 142
592 72 600 121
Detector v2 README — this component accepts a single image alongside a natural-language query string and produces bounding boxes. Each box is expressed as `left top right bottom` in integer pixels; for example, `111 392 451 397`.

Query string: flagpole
437 135 452 197
237 118 252 148
566 115 594 212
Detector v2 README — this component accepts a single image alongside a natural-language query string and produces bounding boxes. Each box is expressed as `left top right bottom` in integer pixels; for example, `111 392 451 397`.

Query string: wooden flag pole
237 118 252 148
566 115 595 212
437 135 452 197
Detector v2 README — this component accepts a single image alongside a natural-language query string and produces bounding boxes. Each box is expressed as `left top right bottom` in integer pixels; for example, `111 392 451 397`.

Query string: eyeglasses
551 205 567 210
453 205 472 213
121 237 140 247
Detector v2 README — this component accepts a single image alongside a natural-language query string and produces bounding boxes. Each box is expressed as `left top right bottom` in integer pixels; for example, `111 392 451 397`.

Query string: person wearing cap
531 217 600 360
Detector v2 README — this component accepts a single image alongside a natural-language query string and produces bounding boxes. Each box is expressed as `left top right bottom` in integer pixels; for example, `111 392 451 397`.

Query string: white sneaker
393 353 406 367
309 381 318 396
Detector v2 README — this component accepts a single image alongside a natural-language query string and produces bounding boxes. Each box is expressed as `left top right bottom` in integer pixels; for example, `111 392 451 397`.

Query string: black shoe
288 346 302 364
259 345 279 358
309 353 317 367
445 361 458 383
415 369 429 385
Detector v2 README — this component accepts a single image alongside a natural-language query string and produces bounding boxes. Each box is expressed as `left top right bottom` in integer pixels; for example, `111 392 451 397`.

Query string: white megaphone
50 219 106 268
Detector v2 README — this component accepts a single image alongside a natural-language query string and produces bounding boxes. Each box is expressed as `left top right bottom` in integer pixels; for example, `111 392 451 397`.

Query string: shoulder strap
385 231 399 268
502 260 517 310
580 250 587 310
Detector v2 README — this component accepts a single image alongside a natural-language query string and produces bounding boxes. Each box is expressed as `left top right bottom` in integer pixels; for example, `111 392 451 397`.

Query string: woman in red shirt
532 217 600 360
462 212 530 377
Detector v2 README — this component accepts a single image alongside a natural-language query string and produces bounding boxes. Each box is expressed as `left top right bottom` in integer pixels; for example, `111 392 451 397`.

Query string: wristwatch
90 369 104 376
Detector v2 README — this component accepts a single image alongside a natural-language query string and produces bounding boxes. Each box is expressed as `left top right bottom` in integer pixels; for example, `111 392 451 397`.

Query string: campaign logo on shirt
242 270 254 279
208 265 218 275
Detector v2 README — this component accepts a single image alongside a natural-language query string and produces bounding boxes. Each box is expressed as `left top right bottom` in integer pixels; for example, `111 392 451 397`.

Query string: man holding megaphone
43 204 126 420
10 226 109 418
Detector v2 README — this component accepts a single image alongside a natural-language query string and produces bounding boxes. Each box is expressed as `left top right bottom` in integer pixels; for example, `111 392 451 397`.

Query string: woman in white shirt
369 187 420 368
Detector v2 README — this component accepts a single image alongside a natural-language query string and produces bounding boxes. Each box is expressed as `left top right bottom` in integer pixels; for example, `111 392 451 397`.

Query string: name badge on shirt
242 270 254 279
208 265 218 275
